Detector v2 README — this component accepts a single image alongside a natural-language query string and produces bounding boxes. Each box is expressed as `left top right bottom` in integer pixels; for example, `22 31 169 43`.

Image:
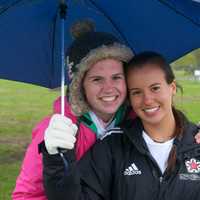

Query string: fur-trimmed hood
68 43 133 116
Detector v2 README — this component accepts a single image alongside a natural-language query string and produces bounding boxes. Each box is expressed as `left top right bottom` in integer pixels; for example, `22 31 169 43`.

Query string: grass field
174 71 200 122
0 73 200 199
0 79 58 199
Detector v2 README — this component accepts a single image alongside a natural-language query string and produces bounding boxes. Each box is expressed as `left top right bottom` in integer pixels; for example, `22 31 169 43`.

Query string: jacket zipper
145 152 166 199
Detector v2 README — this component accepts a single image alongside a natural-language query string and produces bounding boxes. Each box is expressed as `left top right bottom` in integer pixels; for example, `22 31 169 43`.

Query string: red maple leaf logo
185 158 200 173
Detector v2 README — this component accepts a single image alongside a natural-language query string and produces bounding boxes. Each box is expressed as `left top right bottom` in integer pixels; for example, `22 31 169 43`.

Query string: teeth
101 96 116 102
144 107 159 113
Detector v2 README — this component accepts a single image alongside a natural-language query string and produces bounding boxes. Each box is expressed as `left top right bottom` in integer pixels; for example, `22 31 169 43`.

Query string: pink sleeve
12 117 50 200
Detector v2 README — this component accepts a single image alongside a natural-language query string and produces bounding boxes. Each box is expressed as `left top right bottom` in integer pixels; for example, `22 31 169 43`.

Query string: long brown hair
166 107 186 173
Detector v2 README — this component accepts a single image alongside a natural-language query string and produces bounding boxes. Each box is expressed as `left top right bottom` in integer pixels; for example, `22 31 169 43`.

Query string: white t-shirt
142 131 174 174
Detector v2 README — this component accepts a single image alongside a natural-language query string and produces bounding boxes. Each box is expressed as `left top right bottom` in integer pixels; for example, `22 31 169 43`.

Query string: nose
142 91 153 105
102 80 114 93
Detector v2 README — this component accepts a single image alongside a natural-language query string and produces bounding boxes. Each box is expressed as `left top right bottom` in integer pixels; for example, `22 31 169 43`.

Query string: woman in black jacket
42 52 200 200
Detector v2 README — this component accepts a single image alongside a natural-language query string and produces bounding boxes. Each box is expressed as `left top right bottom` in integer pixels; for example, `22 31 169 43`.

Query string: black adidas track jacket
42 117 200 200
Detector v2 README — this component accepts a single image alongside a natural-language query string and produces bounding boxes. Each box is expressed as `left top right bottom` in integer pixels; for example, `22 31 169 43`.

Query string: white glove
44 114 78 155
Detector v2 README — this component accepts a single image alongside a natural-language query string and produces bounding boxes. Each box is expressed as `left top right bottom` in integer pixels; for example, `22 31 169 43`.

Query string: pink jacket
12 98 96 200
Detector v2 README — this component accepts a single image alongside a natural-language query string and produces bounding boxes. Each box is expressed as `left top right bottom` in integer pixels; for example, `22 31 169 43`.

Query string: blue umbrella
0 0 200 113
0 0 121 114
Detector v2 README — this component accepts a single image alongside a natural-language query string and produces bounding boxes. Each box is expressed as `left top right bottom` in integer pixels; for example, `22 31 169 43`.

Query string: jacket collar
79 104 127 134
122 117 149 155
122 116 200 157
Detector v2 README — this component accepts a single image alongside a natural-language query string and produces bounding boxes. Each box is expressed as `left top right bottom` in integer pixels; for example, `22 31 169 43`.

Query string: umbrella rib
87 0 135 53
0 0 28 15
158 0 200 28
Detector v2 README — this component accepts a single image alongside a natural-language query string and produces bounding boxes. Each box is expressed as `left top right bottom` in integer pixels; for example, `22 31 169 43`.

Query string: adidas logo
124 162 142 176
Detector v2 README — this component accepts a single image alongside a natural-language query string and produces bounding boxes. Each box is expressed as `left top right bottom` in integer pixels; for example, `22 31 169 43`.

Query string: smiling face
83 58 127 122
127 64 176 127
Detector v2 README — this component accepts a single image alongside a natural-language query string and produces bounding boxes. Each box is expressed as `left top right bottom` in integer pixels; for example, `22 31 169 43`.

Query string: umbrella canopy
0 0 200 89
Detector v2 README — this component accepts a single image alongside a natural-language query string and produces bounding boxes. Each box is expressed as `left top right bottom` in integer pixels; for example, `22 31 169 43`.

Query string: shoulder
177 120 199 150
182 120 199 141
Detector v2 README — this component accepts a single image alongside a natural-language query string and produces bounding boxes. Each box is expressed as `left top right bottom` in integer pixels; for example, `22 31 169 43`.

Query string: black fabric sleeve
40 141 80 200
40 139 113 200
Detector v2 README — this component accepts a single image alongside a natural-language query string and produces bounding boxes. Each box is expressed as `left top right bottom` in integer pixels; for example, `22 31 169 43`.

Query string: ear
170 80 177 95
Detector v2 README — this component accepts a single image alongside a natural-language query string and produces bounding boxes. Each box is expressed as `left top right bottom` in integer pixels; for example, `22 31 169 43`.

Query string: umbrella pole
58 0 70 171
60 0 67 116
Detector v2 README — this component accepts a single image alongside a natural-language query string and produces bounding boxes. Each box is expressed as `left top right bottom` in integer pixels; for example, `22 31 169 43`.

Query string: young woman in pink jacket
12 20 134 200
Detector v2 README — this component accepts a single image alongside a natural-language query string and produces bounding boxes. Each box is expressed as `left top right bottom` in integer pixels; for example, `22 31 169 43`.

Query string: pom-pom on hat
66 20 133 116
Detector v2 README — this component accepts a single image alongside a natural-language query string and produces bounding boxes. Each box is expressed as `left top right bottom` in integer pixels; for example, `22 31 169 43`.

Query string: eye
91 77 102 82
112 75 125 80
130 90 141 96
151 85 160 92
